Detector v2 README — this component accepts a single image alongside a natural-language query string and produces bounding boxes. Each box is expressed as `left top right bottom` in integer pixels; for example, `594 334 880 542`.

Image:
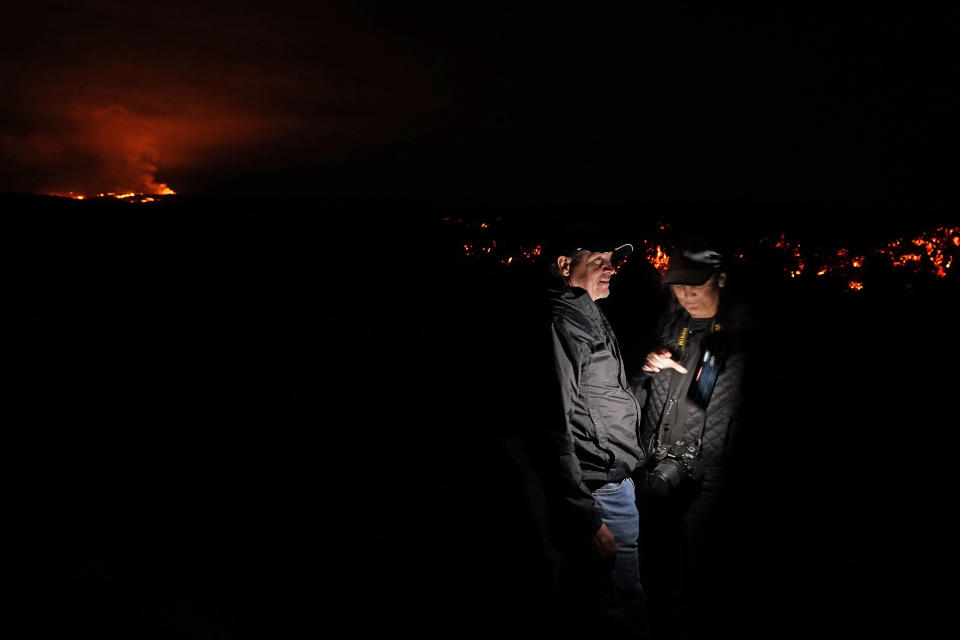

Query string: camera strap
673 318 721 360
651 361 687 453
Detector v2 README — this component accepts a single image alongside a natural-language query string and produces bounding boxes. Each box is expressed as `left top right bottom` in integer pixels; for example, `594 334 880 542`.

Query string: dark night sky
3 1 959 212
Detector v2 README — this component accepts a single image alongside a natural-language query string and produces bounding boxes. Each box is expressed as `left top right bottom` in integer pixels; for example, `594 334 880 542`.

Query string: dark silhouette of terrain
4 193 956 637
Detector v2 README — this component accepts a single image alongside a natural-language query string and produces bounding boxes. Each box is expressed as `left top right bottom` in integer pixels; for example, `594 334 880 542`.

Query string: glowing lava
444 217 960 291
762 233 805 277
875 226 960 277
646 244 671 275
49 188 175 203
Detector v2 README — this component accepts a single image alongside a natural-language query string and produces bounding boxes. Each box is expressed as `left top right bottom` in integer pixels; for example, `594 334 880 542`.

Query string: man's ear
717 272 727 288
557 256 570 276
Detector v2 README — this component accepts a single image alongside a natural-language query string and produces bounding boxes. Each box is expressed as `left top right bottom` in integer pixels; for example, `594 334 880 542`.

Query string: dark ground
5 193 958 637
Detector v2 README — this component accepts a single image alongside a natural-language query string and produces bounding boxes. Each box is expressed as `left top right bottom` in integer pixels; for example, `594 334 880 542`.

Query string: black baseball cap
662 248 724 285
551 241 634 266
596 243 634 266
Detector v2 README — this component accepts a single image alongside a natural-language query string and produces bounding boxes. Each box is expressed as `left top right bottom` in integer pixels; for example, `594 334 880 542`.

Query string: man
534 239 647 631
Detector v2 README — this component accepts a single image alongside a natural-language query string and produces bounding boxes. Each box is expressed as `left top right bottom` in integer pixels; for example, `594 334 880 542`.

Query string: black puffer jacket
539 283 645 540
634 301 752 484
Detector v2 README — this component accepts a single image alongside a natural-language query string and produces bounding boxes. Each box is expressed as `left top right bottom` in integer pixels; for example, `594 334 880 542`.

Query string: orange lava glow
874 226 960 277
646 245 671 275
49 189 174 202
814 247 866 278
18 99 298 199
792 248 804 277
763 233 805 277
446 219 960 289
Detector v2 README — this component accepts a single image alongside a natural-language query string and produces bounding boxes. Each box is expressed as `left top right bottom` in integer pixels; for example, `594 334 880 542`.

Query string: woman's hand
642 349 688 374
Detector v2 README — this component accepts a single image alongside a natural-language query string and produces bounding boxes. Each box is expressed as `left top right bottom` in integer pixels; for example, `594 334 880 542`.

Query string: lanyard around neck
674 318 720 360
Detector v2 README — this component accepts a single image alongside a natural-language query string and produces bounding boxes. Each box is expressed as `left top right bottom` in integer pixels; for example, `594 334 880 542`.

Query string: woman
633 242 753 640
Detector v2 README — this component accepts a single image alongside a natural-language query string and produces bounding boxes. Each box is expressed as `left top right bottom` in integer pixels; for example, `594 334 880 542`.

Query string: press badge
687 349 723 409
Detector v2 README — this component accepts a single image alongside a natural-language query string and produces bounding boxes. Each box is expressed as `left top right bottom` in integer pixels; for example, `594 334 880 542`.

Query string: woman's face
672 273 725 318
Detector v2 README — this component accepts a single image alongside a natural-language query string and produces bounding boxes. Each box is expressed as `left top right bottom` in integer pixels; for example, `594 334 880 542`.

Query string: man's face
671 273 725 318
563 250 617 300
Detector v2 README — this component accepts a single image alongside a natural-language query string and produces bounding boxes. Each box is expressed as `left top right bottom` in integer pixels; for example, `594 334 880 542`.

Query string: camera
646 440 705 497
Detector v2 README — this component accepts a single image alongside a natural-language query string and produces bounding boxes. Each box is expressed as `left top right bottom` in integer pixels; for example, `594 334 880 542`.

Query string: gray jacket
542 283 645 539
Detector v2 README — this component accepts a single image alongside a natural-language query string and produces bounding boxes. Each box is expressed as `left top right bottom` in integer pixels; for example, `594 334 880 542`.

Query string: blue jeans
593 477 643 596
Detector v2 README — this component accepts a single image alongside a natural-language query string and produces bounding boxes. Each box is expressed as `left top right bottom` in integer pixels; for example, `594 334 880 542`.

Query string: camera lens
647 459 684 496
647 471 672 497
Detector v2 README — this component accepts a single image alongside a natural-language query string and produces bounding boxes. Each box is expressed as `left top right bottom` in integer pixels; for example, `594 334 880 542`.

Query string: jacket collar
549 282 610 332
